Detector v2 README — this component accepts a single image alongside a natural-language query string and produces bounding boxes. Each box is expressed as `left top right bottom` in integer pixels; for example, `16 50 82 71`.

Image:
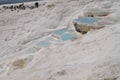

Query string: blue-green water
54 28 68 36
74 17 97 24
36 41 51 47
27 28 77 53
61 33 76 41
54 28 77 41
27 48 36 53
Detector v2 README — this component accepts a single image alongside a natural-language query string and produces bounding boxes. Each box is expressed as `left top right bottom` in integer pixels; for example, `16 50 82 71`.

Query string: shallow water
74 17 97 24
54 28 68 36
27 28 77 53
36 41 51 47
27 48 36 53
61 33 77 41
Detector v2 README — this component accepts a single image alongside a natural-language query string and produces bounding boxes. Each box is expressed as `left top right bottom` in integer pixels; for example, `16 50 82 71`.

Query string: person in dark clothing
10 5 14 11
35 2 39 8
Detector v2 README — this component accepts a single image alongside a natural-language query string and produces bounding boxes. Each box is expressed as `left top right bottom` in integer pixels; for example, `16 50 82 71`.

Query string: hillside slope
0 0 120 80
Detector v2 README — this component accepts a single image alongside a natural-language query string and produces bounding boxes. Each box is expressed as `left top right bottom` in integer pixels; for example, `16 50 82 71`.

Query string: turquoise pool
54 28 68 36
36 41 51 47
61 33 77 41
74 17 97 24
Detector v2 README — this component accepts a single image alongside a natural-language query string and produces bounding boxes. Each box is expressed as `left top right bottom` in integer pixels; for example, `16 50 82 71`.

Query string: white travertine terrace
0 0 120 80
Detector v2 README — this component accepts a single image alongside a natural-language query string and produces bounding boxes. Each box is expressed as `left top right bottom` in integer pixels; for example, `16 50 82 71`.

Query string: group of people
2 2 39 11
